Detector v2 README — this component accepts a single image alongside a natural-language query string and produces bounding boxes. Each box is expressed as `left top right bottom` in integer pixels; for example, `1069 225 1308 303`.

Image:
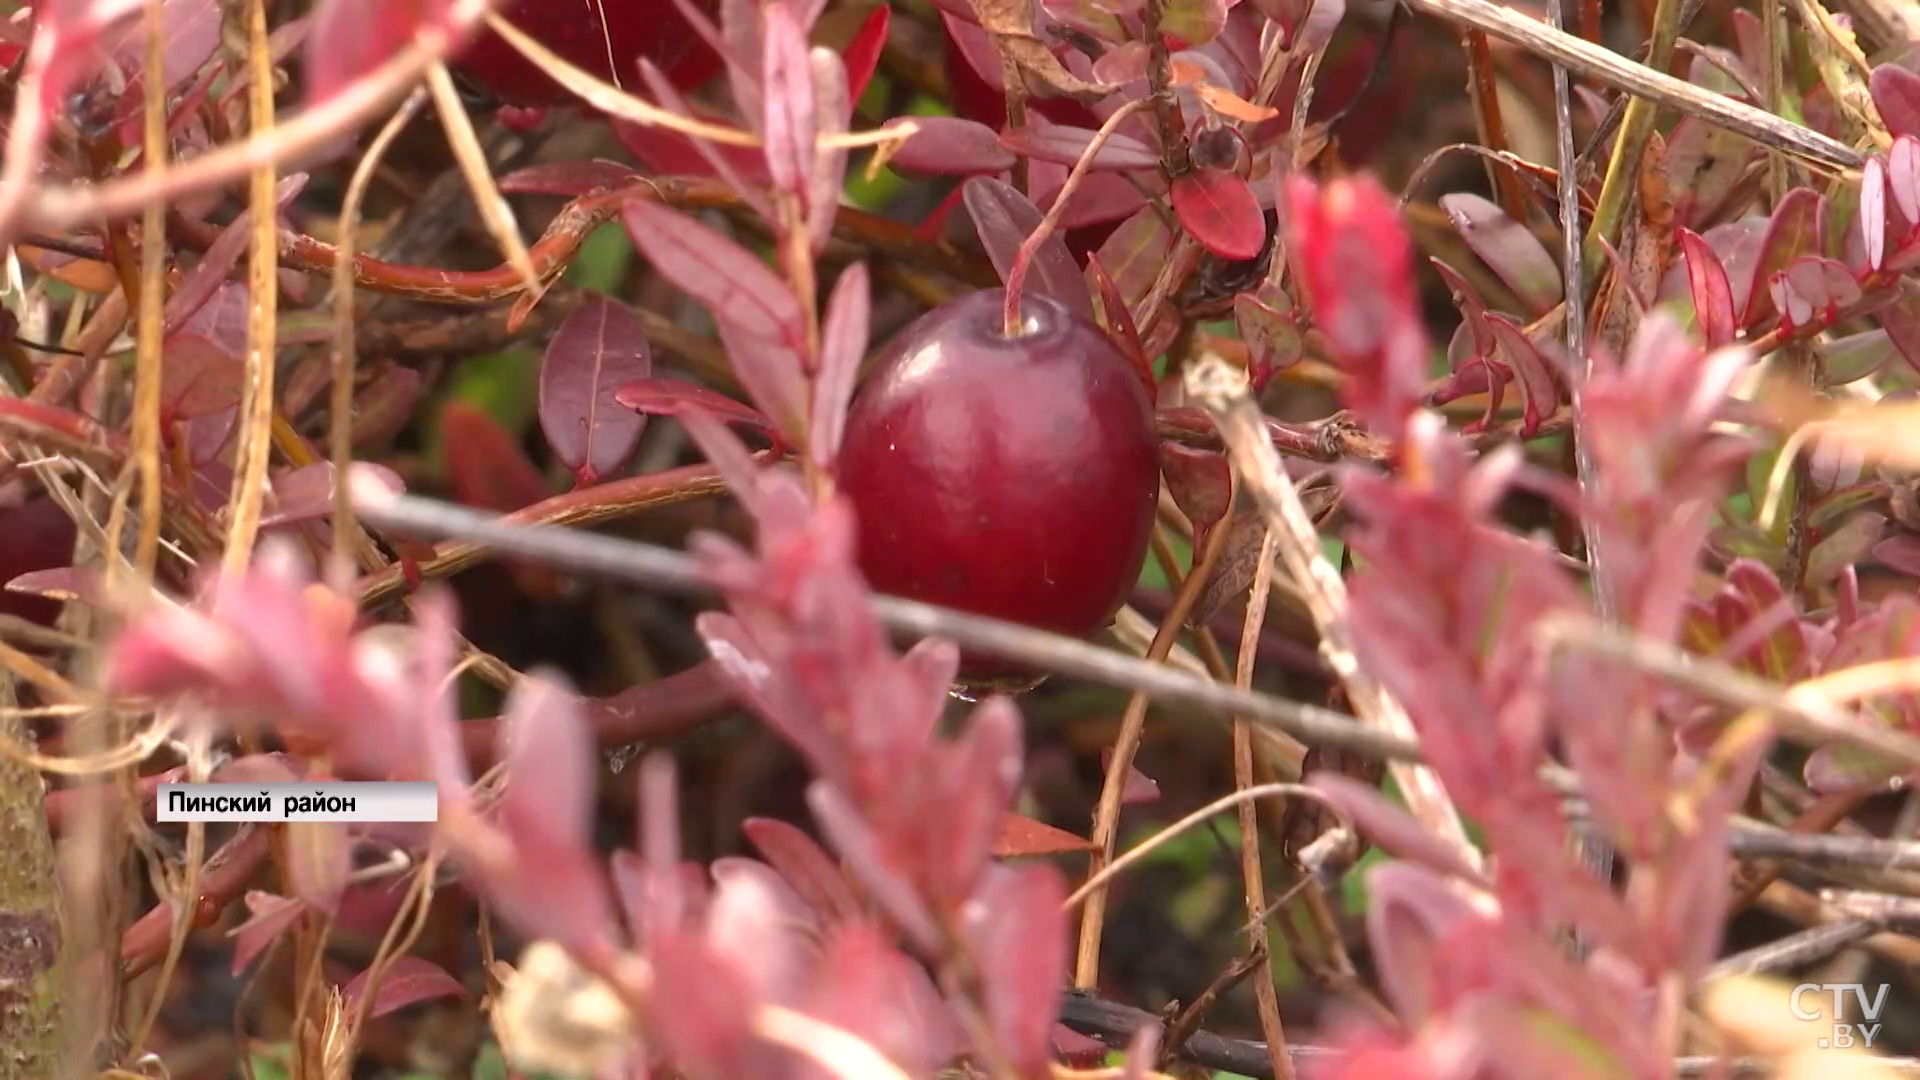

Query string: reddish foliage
27 2 1920 1078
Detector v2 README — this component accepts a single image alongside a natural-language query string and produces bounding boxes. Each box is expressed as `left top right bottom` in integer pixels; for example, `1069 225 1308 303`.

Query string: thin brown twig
1073 518 1237 989
1462 31 1530 221
126 724 211 1058
350 487 1426 761
1229 526 1295 1080
126 0 169 587
219 0 281 579
332 89 429 588
20 0 510 234
1184 356 1481 869
424 59 541 293
1159 946 1269 1064
1400 0 1862 171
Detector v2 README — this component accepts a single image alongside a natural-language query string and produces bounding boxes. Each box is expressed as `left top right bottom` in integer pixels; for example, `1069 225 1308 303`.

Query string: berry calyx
452 0 721 108
835 289 1161 687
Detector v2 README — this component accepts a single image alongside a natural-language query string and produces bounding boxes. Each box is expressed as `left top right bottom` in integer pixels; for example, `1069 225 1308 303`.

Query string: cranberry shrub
7 0 1920 1078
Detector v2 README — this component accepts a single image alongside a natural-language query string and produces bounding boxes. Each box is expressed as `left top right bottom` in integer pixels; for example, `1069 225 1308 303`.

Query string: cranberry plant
6 0 1920 1078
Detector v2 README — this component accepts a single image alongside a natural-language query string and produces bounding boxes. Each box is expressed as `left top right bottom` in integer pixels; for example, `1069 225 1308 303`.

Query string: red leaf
807 782 942 954
891 116 1018 175
1085 254 1154 397
1873 64 1920 140
1439 192 1563 316
1093 205 1173 312
1883 281 1920 375
620 200 807 434
963 863 1068 1079
1172 167 1266 261
1158 443 1233 547
1678 227 1737 347
341 955 465 1019
1766 256 1862 333
102 0 220 140
1285 173 1428 435
620 200 800 343
805 921 962 1077
496 160 644 197
1891 138 1920 254
161 282 249 420
488 672 619 950
438 401 547 515
0 496 79 627
1362 861 1479 1024
807 48 851 254
1484 313 1563 437
646 933 766 1077
1100 749 1161 804
1035 169 1149 230
228 890 303 976
841 1 889 102
1744 187 1826 326
927 698 1024 904
614 378 781 443
1308 774 1487 884
1862 154 1889 274
742 817 865 926
759 1 815 198
1234 284 1302 392
993 813 1093 857
961 177 1095 321
810 262 870 469
539 295 654 485
304 0 445 105
348 363 425 452
623 61 775 208
998 125 1160 171
259 462 404 528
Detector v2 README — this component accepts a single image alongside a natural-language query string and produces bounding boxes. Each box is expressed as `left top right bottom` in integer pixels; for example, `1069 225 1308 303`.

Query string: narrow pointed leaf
759 2 816 198
614 379 781 444
1678 227 1737 347
998 125 1160 170
892 116 1018 175
1439 192 1563 316
811 263 870 469
962 177 1095 320
341 955 465 1020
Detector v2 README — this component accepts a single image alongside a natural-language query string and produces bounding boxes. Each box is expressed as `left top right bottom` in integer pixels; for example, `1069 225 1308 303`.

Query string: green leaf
1136 530 1191 591
248 1044 293 1080
564 224 634 294
425 349 540 478
472 1042 510 1080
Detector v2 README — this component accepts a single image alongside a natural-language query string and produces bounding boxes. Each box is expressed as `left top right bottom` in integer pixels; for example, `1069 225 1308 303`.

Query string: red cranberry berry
835 288 1161 691
452 0 721 108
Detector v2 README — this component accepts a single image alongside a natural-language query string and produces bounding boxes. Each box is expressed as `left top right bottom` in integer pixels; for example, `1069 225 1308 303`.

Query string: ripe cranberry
836 289 1160 688
452 0 721 108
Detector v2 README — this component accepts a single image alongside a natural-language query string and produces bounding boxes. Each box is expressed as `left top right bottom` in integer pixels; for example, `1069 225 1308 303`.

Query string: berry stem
1001 98 1156 338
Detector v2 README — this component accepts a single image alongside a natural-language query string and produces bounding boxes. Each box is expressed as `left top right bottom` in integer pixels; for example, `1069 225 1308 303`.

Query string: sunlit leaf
1171 166 1265 261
